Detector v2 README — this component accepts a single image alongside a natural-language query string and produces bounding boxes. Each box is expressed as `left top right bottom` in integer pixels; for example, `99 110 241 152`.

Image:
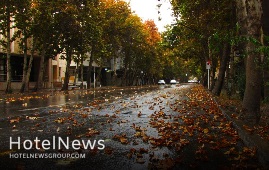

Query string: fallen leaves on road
142 85 260 168
86 128 100 137
3 85 263 169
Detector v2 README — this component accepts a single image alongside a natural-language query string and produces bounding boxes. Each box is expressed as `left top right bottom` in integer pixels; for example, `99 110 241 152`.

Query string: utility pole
206 61 211 89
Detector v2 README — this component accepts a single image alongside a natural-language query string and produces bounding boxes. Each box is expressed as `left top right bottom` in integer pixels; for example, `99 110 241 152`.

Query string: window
0 59 6 82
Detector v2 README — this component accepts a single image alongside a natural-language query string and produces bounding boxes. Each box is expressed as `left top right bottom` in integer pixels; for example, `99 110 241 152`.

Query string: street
0 84 263 169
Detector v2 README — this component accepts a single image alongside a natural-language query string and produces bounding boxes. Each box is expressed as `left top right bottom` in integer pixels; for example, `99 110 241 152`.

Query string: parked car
158 80 165 85
170 79 177 84
188 78 198 83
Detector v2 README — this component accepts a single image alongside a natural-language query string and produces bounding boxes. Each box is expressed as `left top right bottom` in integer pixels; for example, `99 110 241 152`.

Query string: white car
170 79 177 84
158 80 165 85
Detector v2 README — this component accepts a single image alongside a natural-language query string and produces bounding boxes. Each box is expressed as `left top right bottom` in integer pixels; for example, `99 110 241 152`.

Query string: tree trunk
111 55 117 86
20 35 28 93
262 0 269 100
33 42 46 91
25 38 35 92
97 66 102 87
25 53 34 92
80 54 84 88
87 50 93 89
210 59 217 91
5 1 12 94
111 42 119 86
242 0 263 124
24 38 35 92
212 43 230 96
62 49 72 91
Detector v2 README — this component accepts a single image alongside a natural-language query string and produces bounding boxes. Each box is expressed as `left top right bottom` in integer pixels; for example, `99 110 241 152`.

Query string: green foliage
169 1 234 57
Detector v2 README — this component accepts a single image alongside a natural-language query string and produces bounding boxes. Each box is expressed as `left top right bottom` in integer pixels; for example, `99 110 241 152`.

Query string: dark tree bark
20 36 28 93
87 49 94 89
33 42 46 92
212 43 230 96
24 52 34 92
5 0 12 93
61 49 72 91
262 0 269 100
240 0 263 123
79 55 84 89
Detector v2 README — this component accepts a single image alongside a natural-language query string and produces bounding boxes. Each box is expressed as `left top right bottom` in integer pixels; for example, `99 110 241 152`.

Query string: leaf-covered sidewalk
136 85 263 169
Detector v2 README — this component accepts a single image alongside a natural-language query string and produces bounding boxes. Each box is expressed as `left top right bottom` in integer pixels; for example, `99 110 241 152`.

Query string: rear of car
170 79 177 84
158 80 165 85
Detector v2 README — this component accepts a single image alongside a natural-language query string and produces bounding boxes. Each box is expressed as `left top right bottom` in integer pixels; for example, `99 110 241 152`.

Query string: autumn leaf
10 118 20 123
120 137 128 144
203 128 209 134
104 147 113 155
127 153 132 159
86 128 100 137
243 125 254 134
121 120 128 123
134 131 141 137
139 148 148 154
136 158 145 164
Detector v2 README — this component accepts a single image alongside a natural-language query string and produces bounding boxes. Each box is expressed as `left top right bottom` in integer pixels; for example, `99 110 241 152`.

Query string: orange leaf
120 137 128 144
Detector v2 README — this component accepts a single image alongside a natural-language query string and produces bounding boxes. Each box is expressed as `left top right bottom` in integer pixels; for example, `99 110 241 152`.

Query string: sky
124 0 175 32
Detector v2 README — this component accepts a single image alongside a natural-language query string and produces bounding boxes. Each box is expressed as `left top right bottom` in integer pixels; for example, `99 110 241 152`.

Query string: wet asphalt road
0 84 263 169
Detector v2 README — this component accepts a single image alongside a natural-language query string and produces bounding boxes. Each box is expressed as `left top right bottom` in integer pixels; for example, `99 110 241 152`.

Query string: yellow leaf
203 128 209 134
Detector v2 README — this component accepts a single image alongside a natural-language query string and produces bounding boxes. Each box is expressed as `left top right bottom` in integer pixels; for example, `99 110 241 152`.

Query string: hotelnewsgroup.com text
9 152 86 159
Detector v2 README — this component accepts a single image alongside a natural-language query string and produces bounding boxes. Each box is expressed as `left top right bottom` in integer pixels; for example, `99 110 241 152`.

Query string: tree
30 0 62 91
15 0 35 93
0 0 18 93
142 20 162 84
120 14 146 86
102 0 132 85
170 0 235 88
239 0 263 123
54 1 83 91
262 0 269 102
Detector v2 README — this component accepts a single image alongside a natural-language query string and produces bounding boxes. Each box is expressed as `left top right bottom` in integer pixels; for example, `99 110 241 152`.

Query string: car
170 79 177 84
158 80 165 85
188 79 198 83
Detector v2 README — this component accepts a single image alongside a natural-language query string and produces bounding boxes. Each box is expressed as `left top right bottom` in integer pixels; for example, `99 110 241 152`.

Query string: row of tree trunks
210 0 263 124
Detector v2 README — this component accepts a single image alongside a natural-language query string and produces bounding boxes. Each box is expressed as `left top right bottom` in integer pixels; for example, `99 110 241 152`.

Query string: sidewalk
212 92 269 169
